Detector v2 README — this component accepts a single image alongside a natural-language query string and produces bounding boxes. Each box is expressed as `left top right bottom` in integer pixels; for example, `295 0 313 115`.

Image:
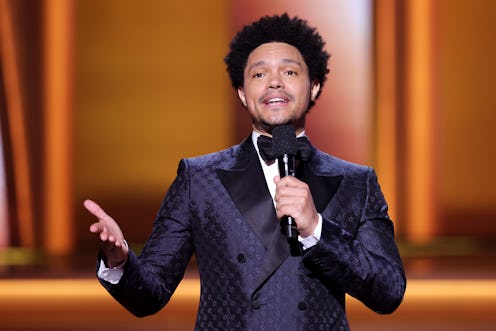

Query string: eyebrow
247 58 303 72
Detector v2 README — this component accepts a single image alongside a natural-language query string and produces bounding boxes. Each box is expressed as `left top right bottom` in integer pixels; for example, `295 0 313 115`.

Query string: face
237 42 320 136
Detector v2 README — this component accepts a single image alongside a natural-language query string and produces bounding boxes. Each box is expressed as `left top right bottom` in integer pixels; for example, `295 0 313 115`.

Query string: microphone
272 125 299 240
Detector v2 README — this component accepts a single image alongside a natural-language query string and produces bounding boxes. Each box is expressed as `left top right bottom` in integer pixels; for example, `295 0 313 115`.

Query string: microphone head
272 125 298 157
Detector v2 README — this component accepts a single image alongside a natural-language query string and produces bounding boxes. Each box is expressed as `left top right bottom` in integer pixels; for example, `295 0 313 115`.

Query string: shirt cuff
298 213 323 250
97 259 125 284
97 240 128 284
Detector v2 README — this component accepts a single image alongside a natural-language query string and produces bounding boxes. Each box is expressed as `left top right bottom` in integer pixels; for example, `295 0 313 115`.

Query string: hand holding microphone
271 125 319 240
272 125 298 239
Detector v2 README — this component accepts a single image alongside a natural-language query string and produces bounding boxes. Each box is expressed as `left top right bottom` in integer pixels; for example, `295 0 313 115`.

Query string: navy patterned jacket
99 136 406 330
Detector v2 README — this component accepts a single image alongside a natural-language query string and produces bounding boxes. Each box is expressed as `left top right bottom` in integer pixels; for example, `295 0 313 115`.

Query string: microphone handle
278 153 298 239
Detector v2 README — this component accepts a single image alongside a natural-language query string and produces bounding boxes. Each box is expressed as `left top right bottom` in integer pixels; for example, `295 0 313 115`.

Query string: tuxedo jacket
99 137 406 330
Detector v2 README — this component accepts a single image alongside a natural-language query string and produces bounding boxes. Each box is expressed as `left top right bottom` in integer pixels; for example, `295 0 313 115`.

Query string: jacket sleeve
302 167 406 314
98 159 194 317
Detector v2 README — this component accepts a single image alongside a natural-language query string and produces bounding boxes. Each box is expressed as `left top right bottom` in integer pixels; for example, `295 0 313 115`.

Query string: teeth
267 98 285 104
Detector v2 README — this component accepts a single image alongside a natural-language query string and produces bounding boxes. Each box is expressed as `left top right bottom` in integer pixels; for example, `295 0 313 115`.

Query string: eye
285 70 297 76
253 72 265 78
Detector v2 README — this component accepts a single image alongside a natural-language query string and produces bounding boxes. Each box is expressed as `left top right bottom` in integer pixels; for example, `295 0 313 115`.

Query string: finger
107 236 124 248
94 225 125 246
275 187 307 204
100 235 126 253
84 199 112 221
277 175 306 187
276 198 304 214
277 194 306 206
89 221 105 234
99 231 109 242
275 178 301 197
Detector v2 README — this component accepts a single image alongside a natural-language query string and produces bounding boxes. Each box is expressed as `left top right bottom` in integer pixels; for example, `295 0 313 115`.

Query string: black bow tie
257 135 313 165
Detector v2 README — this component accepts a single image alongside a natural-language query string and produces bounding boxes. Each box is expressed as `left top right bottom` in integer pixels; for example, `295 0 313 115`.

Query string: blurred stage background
1 0 495 330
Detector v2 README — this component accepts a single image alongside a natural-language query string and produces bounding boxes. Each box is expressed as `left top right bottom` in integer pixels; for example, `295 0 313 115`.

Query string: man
85 13 406 330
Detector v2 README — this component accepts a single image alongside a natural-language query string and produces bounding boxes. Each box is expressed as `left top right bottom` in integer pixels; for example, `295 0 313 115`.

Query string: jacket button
298 302 307 310
251 300 261 310
237 254 246 263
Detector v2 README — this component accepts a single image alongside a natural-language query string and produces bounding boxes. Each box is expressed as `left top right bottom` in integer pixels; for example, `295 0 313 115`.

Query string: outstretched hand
84 199 129 267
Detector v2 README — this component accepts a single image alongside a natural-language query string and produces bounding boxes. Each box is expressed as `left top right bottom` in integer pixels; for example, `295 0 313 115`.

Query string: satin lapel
300 161 343 213
216 139 290 290
215 140 278 249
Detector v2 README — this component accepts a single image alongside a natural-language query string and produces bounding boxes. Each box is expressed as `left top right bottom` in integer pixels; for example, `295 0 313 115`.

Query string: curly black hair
224 13 330 101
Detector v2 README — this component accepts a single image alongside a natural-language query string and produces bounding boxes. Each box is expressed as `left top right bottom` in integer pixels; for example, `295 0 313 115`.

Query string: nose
268 72 284 89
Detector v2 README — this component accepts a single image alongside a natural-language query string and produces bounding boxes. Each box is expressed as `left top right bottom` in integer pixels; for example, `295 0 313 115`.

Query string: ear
310 81 321 101
237 87 247 107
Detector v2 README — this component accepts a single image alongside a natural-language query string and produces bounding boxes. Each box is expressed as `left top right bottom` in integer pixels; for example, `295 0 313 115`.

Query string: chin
264 116 293 125
259 120 294 133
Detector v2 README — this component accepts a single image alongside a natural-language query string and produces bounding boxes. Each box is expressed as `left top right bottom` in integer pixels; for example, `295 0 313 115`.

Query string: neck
253 126 305 137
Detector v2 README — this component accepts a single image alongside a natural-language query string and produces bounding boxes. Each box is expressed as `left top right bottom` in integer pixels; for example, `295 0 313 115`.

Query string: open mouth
262 95 290 105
